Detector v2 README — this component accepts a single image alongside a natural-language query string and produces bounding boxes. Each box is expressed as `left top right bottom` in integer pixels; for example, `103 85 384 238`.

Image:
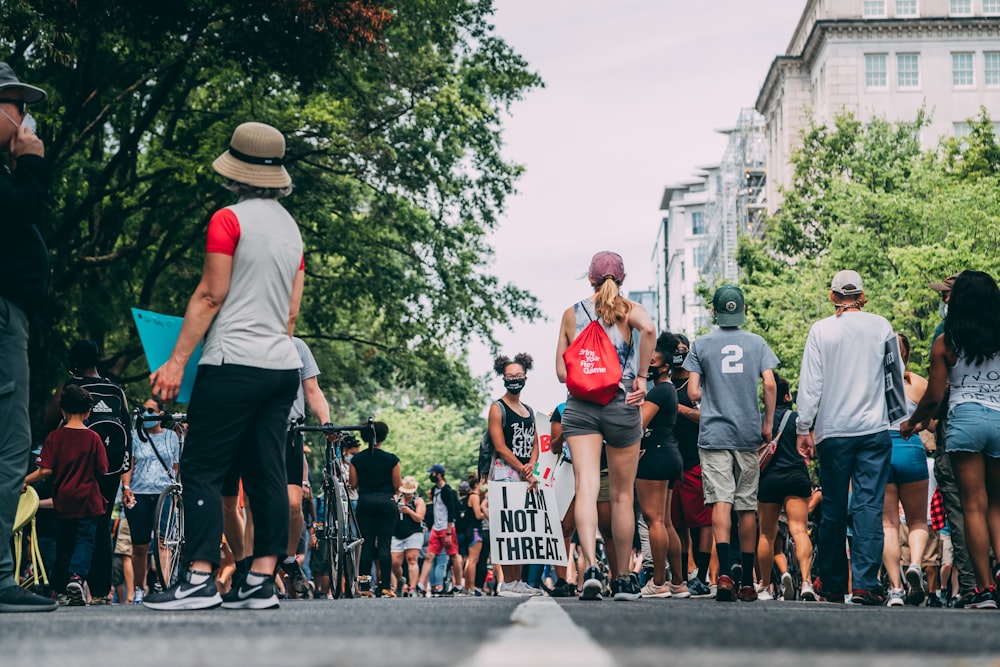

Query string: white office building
757 0 1000 211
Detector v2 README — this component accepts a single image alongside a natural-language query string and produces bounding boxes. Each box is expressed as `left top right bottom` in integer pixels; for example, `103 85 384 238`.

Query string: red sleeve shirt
207 208 304 270
36 427 108 519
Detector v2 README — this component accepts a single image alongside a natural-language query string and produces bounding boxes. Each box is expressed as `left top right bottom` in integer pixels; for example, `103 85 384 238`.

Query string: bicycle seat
14 486 39 532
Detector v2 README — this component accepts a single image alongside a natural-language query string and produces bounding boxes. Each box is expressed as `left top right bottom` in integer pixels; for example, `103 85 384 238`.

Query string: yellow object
13 487 48 589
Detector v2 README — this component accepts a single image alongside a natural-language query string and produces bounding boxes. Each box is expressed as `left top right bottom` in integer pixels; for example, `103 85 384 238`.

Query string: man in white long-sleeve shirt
796 270 902 605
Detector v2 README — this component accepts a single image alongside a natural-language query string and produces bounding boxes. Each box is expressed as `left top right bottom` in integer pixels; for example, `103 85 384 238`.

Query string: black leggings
356 494 398 589
181 364 299 566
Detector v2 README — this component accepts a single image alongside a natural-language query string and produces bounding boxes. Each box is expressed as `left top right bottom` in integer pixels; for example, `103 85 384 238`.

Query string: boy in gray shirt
683 284 777 602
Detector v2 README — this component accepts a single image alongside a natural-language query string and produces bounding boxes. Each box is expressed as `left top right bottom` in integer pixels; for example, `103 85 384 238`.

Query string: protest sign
132 308 202 404
489 482 568 565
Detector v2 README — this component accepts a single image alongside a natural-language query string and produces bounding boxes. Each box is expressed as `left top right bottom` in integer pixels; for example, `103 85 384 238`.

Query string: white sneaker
514 581 543 596
756 583 774 601
800 581 818 601
133 587 144 605
640 580 672 598
498 582 528 598
886 588 905 607
781 571 795 601
668 581 691 599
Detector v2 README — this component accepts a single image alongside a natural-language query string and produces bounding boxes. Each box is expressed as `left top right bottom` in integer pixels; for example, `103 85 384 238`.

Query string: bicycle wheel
326 488 345 599
153 484 184 589
338 487 358 599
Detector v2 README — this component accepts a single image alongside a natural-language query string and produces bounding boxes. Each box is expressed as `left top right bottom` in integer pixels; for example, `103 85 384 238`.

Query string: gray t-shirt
682 327 779 451
432 487 448 531
289 337 321 422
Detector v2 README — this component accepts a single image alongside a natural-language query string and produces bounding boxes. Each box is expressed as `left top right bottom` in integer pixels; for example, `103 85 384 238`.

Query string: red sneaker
738 585 758 602
715 575 736 602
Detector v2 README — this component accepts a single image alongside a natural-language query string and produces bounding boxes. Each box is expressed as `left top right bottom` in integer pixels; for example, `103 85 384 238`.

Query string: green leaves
740 109 1000 385
3 0 542 419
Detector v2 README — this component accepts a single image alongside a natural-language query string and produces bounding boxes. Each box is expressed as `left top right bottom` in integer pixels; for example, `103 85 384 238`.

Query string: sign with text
489 482 568 565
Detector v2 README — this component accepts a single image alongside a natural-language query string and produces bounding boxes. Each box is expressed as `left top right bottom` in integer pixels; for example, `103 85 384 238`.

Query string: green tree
1 0 542 426
738 110 1000 386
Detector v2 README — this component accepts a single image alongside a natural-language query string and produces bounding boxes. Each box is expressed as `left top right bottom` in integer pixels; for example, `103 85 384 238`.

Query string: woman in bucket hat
146 122 304 611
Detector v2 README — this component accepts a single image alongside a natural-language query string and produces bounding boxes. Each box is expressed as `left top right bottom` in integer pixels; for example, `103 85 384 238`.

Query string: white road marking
459 596 615 667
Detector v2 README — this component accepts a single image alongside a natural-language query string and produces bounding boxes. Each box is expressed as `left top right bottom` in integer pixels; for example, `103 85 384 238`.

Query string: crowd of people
2 61 998 615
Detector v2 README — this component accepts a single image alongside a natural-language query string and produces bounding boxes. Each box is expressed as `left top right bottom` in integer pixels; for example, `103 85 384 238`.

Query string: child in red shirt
25 385 108 605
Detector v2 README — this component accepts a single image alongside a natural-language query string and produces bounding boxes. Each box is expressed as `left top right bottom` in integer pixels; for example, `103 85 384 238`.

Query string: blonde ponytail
593 277 631 325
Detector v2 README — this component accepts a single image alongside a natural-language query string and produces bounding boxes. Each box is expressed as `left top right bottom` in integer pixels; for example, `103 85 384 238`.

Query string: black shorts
636 442 682 482
757 467 811 505
123 493 160 547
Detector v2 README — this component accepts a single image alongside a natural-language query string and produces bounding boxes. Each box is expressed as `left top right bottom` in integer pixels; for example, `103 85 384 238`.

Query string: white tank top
948 353 1000 412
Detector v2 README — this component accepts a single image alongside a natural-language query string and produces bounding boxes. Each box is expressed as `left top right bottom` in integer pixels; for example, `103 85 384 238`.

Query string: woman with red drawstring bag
555 251 655 602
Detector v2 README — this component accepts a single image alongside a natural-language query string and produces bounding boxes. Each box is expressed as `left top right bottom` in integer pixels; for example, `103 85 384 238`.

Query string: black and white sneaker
65 577 86 607
221 576 279 610
0 585 58 613
143 571 222 611
282 559 309 597
579 566 603 601
613 574 642 601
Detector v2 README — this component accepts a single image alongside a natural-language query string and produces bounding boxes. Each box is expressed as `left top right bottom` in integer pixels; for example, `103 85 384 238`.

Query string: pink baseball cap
589 251 625 285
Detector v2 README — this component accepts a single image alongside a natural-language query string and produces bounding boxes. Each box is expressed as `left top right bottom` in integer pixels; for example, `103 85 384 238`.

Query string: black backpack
477 399 534 481
64 376 132 476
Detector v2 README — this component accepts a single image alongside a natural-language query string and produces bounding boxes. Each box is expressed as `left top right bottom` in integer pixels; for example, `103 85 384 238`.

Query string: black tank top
393 496 423 539
456 494 476 534
498 399 535 465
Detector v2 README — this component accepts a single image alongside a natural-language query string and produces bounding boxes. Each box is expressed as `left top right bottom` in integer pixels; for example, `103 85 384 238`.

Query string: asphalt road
2 596 998 667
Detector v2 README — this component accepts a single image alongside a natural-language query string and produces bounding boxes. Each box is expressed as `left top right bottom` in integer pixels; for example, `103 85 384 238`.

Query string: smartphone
22 113 36 133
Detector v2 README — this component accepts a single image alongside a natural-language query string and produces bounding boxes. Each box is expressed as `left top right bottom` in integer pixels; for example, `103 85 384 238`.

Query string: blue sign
131 308 202 404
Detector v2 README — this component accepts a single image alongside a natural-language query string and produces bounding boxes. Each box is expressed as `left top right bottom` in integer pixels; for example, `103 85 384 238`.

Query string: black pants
356 494 397 590
85 474 120 598
181 364 299 567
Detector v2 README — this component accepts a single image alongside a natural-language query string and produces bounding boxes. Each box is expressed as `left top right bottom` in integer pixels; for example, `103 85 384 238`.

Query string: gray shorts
562 391 642 448
699 448 759 511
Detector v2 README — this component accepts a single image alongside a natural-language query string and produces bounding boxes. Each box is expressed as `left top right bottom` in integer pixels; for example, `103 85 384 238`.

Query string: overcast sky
470 0 806 412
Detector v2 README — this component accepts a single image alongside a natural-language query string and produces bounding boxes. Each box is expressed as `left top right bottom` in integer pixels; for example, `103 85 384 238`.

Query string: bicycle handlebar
290 416 376 447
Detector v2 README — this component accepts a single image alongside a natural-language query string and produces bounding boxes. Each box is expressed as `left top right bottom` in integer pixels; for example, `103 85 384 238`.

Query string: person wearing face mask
668 333 715 599
635 332 685 599
121 398 180 603
416 464 462 596
486 353 541 597
0 63 56 613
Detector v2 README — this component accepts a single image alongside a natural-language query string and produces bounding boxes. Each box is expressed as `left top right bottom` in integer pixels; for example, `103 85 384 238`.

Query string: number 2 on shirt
721 345 744 374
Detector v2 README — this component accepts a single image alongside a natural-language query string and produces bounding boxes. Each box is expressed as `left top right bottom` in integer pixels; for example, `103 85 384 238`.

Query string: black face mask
672 351 688 367
504 379 525 394
429 473 438 483
646 365 661 383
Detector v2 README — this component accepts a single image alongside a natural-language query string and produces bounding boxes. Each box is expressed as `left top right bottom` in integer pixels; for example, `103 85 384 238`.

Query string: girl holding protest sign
556 251 656 601
487 353 541 597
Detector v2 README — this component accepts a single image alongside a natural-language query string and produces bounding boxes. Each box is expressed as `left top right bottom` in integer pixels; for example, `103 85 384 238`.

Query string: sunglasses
0 98 26 114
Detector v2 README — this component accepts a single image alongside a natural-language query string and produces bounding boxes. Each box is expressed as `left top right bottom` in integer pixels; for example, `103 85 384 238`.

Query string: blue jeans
816 431 891 595
59 517 99 581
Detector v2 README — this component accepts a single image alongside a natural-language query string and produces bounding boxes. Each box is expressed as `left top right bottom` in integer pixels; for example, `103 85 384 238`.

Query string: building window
865 54 888 88
986 52 1000 86
895 0 918 15
986 0 1000 14
691 211 706 235
953 53 974 87
954 123 972 139
681 294 686 315
693 246 707 270
949 0 972 15
680 261 685 282
863 0 886 16
897 54 920 88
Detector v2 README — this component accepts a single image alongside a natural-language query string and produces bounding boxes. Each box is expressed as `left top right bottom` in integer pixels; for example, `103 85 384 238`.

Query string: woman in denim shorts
556 251 655 601
882 332 932 606
902 270 1000 609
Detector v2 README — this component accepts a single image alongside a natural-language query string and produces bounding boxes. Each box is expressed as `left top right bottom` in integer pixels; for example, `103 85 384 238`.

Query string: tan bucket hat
212 122 291 189
398 476 418 494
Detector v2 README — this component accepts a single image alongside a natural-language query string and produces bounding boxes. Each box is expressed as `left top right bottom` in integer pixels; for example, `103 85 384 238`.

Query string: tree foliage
738 108 1000 386
1 0 543 424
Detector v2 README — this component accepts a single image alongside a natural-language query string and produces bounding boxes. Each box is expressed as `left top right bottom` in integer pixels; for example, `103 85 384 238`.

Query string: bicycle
290 418 372 599
131 408 188 590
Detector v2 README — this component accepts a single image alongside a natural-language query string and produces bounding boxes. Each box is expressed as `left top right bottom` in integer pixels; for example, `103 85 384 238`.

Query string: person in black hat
0 62 55 613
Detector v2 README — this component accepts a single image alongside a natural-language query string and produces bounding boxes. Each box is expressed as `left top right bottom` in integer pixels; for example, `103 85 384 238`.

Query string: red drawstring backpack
563 302 625 405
